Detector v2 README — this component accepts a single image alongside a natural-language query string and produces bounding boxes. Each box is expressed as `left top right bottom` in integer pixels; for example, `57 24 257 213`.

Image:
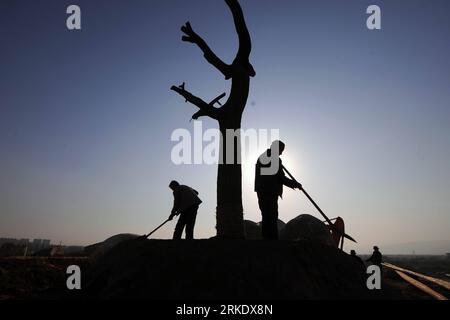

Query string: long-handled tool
144 218 171 239
282 164 357 243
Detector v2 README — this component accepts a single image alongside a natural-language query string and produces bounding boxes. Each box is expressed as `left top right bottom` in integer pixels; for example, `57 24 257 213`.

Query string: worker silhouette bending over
255 140 302 239
168 180 202 240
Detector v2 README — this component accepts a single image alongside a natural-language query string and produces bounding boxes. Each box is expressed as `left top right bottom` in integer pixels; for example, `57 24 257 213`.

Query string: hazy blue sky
1 0 449 253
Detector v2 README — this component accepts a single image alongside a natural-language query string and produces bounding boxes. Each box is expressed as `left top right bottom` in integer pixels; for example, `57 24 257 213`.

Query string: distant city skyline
1 0 450 254
0 237 51 253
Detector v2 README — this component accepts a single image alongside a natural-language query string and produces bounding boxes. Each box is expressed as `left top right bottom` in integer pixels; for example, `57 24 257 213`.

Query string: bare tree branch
225 0 250 58
191 110 209 120
209 92 226 106
170 84 220 120
225 0 255 77
181 22 232 80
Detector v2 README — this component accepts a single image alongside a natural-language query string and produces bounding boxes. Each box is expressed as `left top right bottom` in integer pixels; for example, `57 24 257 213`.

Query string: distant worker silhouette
350 249 366 269
366 246 383 268
255 140 302 239
168 181 202 240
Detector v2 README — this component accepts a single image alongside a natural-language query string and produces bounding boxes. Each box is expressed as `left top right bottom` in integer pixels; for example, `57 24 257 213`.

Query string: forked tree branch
225 0 250 58
181 22 232 79
170 84 220 120
225 0 255 77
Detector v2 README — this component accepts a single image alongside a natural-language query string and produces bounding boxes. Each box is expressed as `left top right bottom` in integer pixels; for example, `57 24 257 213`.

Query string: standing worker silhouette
255 141 302 239
168 180 202 240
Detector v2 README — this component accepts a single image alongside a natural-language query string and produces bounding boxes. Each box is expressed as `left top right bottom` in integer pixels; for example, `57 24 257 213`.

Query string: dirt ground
1 247 448 300
0 257 89 300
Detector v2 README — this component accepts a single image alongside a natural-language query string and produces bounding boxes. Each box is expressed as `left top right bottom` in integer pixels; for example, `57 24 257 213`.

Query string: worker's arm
169 191 180 220
283 176 302 190
279 161 302 189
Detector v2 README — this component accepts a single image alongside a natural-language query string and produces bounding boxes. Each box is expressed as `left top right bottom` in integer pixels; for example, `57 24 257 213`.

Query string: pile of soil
280 214 335 246
0 257 88 300
82 239 386 300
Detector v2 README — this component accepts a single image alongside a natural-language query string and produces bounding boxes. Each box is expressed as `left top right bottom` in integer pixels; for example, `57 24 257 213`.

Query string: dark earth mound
243 219 285 240
84 233 139 259
81 239 389 300
280 214 334 246
0 257 89 300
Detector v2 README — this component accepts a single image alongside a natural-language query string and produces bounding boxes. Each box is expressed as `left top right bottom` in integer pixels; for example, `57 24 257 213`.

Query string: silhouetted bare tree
171 0 255 238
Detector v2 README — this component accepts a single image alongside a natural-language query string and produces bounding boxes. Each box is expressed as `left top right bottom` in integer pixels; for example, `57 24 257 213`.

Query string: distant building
32 239 42 252
0 238 14 246
0 242 27 257
0 238 29 246
18 239 29 245
29 239 51 253
0 238 52 255
41 239 51 249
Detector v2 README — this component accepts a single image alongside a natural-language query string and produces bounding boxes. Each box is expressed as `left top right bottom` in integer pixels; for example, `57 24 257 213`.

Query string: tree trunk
216 117 244 238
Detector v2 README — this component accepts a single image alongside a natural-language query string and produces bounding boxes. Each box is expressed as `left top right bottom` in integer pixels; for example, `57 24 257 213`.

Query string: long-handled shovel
143 218 171 239
282 164 357 243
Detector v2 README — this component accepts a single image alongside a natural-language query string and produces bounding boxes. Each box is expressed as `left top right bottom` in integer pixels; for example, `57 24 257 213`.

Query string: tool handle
281 164 357 243
145 219 171 238
282 165 334 226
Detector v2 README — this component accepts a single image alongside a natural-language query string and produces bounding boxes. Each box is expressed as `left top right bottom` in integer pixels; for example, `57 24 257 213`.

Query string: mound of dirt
82 239 380 300
243 220 262 239
84 233 139 260
280 214 335 246
244 219 286 240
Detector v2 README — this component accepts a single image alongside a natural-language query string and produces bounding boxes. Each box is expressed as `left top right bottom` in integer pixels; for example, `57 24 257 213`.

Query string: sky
1 0 449 254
